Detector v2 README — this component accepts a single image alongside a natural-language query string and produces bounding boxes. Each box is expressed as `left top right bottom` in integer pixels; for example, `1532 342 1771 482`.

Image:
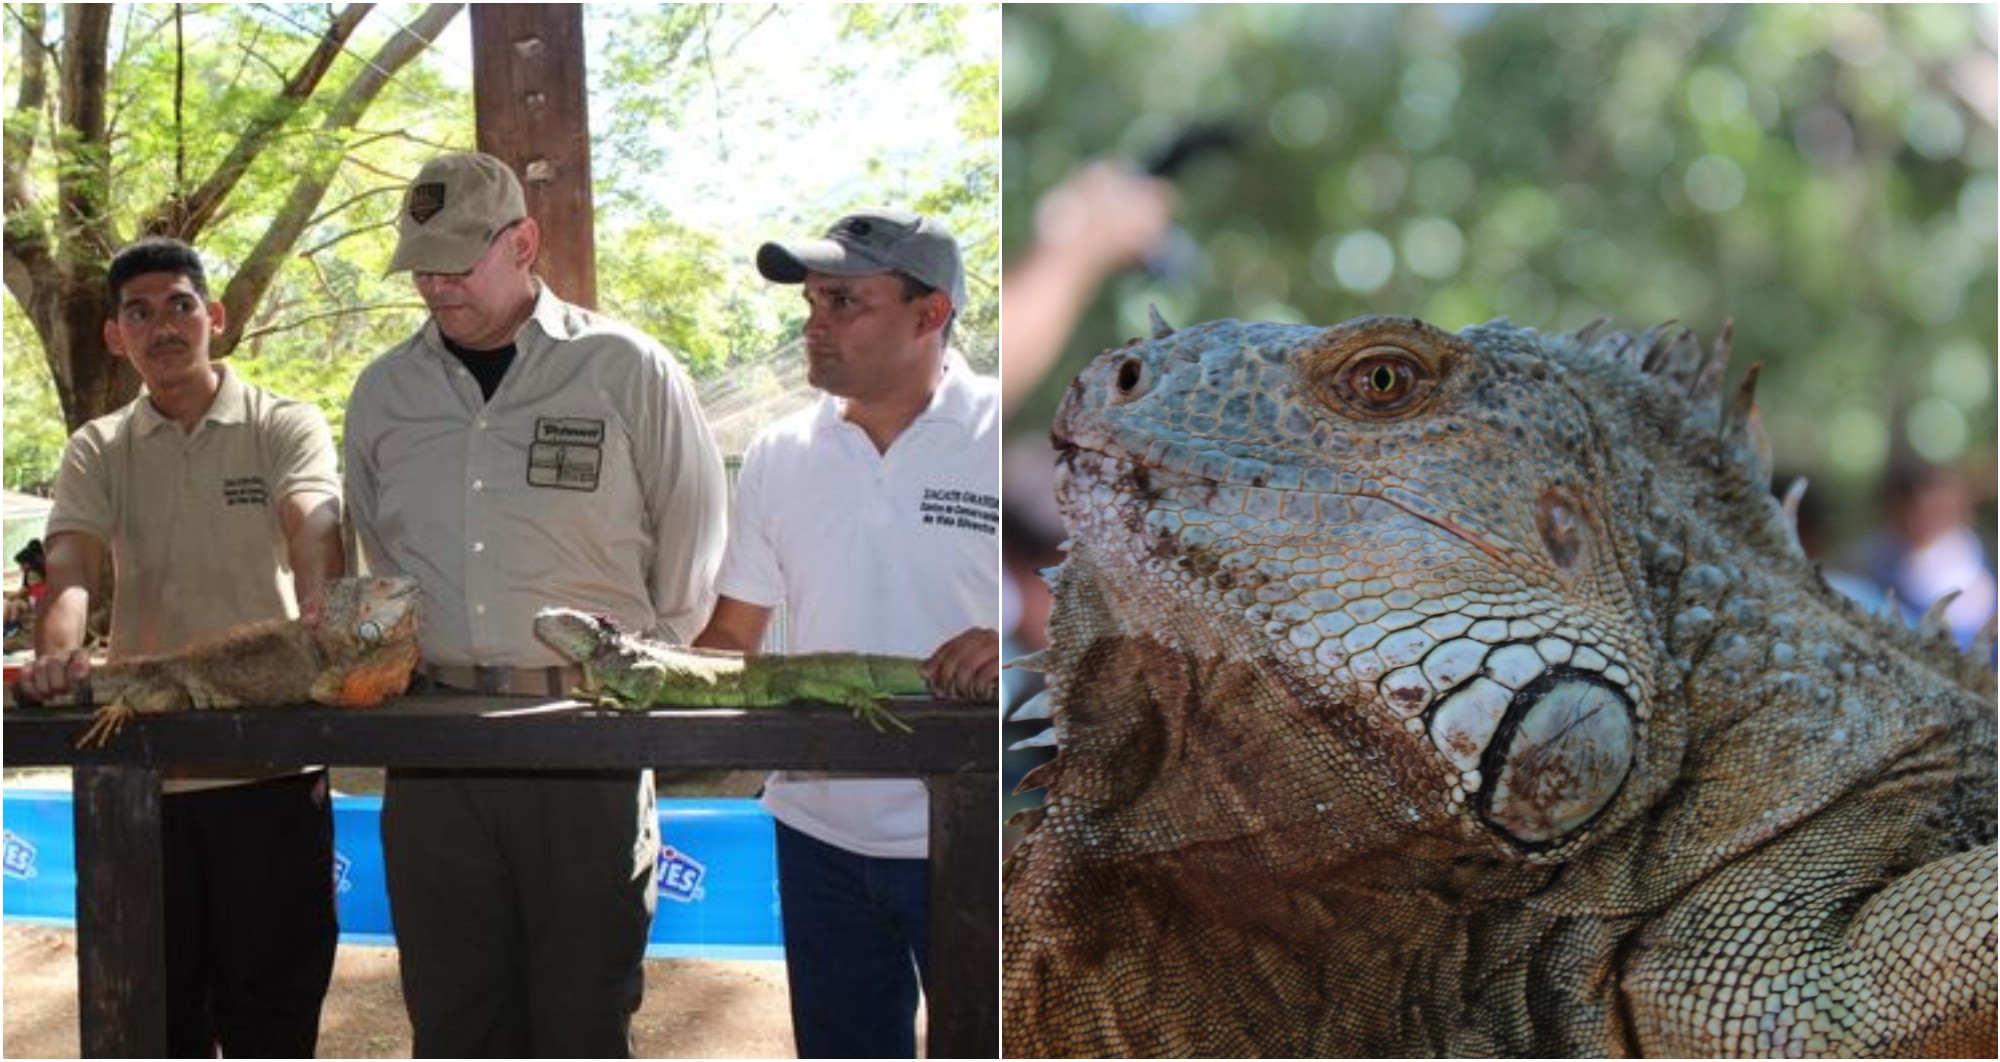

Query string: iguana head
305 575 421 706
533 606 611 664
312 575 420 654
1031 315 1774 868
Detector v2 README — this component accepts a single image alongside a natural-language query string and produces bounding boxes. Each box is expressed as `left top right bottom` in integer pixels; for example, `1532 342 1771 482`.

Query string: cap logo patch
408 182 446 224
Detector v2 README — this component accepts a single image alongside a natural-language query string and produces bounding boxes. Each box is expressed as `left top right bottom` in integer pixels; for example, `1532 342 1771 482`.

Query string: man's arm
693 596 773 655
263 398 345 613
18 531 104 699
637 351 730 644
279 489 345 618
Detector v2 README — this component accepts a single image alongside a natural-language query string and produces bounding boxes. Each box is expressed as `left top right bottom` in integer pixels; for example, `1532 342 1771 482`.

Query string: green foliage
3 298 65 493
1004 5 1995 544
587 3 1000 378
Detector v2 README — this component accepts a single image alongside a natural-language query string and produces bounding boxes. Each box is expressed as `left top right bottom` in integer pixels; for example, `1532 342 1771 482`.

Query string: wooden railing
3 694 997 1058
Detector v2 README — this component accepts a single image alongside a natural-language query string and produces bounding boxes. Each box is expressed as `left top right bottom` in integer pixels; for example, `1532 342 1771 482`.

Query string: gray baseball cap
387 152 527 275
756 209 966 309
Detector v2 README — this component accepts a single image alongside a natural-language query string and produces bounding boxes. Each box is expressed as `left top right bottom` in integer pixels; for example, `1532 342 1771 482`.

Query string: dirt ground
3 923 795 1058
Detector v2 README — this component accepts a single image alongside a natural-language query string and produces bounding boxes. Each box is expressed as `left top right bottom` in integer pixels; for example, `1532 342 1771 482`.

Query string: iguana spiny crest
1003 314 1996 1057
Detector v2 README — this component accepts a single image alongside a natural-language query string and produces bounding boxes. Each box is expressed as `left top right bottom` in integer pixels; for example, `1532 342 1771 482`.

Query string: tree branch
217 2 465 357
172 4 185 192
141 3 373 238
237 300 427 344
304 184 403 231
55 3 114 257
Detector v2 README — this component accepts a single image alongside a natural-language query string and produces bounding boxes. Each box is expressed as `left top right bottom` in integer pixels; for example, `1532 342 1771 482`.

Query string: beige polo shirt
47 365 340 658
344 284 727 665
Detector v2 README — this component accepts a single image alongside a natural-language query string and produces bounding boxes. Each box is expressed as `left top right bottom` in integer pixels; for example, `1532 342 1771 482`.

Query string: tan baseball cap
386 152 526 275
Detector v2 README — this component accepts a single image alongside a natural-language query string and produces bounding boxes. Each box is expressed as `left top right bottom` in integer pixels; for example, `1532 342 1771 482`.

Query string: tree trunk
50 4 127 430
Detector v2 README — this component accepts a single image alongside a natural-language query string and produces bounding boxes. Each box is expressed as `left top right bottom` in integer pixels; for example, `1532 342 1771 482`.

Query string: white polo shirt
717 351 1000 858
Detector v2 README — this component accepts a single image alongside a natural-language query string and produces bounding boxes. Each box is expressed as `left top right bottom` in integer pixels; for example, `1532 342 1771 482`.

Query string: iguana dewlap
533 607 937 733
12 575 420 748
1002 314 1997 1057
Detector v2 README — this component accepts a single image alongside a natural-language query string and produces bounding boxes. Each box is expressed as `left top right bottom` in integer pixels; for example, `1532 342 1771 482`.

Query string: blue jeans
774 821 930 1058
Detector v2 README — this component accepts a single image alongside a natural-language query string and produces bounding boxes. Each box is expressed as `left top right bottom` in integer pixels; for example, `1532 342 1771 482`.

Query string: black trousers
382 769 659 1058
160 769 339 1058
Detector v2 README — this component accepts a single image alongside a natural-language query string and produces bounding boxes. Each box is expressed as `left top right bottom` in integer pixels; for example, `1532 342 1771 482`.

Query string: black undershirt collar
441 334 517 402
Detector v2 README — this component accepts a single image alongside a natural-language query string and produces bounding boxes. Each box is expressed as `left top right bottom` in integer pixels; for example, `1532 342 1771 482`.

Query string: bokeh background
998 3 1997 810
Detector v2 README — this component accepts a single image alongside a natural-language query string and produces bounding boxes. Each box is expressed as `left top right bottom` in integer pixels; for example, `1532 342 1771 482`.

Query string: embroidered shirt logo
528 417 605 491
408 182 446 223
919 487 998 535
223 477 269 506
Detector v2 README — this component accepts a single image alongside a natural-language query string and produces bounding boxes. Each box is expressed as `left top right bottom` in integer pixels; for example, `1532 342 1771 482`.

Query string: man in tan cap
345 151 727 1056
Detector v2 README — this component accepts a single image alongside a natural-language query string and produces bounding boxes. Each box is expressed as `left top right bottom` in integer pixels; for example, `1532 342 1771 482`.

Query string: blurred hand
921 627 1000 702
298 585 328 629
17 648 90 703
1034 162 1177 281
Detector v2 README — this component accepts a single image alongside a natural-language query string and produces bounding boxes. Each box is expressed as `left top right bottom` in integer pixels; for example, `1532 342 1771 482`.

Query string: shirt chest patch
528 416 606 491
917 486 998 536
222 476 269 507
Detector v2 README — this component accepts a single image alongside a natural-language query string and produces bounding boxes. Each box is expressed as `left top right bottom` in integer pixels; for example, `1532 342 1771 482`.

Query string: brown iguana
10 574 421 748
1002 314 1997 1057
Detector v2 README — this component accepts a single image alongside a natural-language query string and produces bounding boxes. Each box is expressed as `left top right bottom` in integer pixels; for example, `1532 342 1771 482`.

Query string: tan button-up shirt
344 284 727 666
47 365 339 657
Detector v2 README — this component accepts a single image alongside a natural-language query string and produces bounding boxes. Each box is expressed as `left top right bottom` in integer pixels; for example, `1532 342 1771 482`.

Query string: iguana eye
1338 350 1427 415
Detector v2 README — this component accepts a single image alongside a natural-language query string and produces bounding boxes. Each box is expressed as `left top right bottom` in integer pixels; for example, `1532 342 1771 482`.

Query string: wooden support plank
470 5 597 308
7 696 995 774
73 765 165 1057
926 769 1000 1058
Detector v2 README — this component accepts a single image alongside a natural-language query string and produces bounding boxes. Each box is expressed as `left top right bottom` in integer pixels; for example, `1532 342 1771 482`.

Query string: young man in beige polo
20 236 345 1056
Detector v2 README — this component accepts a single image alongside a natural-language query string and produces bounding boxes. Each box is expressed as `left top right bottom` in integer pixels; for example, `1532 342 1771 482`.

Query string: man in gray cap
345 150 727 1056
696 209 999 1057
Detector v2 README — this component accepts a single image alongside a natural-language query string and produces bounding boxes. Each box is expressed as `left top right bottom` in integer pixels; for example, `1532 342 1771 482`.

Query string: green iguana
1003 314 1997 1057
533 607 937 733
11 575 421 748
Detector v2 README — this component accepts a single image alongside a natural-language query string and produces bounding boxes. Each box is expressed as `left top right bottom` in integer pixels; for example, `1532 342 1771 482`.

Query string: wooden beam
927 770 1001 1057
470 5 597 308
74 765 166 1056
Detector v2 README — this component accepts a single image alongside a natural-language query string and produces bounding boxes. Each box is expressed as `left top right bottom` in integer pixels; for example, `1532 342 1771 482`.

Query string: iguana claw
74 705 133 750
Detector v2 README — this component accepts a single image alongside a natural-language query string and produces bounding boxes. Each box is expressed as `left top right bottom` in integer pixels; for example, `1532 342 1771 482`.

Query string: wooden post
74 765 166 1057
927 769 1000 1057
470 5 597 308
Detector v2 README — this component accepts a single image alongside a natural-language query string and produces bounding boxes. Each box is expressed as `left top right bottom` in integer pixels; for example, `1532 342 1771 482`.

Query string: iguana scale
11 575 421 748
1003 314 1997 1057
533 607 934 733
